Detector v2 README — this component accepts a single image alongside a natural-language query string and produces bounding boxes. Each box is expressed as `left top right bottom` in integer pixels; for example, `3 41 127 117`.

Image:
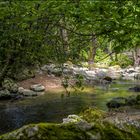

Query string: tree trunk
134 47 140 67
59 18 69 55
115 53 118 61
88 34 98 70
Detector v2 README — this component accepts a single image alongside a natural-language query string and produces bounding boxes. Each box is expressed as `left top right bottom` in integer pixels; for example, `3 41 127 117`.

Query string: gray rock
76 120 93 131
63 114 83 124
36 92 45 96
18 87 25 94
41 64 55 72
122 73 135 80
126 68 136 73
134 73 140 80
27 126 39 137
19 88 37 96
18 87 45 96
95 70 107 79
30 84 45 92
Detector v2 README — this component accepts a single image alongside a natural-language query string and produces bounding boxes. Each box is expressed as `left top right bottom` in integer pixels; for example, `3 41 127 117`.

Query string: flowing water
0 80 140 134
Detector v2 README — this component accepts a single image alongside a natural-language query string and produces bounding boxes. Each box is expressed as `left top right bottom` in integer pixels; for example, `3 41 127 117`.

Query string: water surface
0 80 139 134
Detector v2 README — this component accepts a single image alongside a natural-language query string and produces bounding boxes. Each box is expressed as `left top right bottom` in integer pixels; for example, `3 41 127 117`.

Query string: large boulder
0 108 139 140
0 89 11 100
84 70 97 81
41 64 63 76
106 97 126 109
30 84 45 92
2 78 18 93
95 69 107 79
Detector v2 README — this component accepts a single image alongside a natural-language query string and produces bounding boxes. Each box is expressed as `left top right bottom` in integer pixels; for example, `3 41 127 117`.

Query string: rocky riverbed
0 64 140 138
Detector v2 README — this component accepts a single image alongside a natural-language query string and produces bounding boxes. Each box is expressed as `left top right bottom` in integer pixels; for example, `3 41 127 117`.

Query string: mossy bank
0 108 140 140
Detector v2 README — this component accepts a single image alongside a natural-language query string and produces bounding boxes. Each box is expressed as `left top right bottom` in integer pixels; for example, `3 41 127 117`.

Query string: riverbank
0 77 140 135
18 74 63 92
0 107 139 140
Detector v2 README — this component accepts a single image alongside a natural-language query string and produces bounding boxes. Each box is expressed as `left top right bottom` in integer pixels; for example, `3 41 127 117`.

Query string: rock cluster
121 67 140 80
0 78 45 100
40 64 140 84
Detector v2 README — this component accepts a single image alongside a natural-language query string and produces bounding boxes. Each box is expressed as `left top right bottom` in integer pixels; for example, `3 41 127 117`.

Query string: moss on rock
80 107 106 122
0 108 140 140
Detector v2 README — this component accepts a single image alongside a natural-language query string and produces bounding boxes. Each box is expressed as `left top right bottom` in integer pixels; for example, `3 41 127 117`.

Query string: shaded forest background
0 0 140 85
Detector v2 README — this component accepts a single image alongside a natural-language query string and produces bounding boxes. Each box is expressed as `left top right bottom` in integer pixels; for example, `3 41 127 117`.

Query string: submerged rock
106 97 126 109
129 86 140 92
107 95 140 110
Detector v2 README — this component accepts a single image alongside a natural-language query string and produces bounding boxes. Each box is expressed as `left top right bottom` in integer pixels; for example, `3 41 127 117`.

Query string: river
0 79 139 134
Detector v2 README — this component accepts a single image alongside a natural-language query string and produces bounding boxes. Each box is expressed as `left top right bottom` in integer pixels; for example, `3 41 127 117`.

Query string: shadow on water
0 79 139 134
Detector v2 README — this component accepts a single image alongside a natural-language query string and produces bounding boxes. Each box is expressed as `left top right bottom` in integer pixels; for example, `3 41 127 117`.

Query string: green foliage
61 76 69 89
74 74 84 90
0 0 140 83
109 54 133 68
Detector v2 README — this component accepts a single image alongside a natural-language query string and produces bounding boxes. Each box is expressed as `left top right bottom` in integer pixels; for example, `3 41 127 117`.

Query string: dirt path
18 74 63 91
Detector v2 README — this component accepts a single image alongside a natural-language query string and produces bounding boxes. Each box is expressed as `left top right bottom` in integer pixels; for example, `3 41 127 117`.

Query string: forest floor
18 74 63 91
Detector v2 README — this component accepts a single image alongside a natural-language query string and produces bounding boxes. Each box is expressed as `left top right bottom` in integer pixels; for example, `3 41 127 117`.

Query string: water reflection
0 80 139 134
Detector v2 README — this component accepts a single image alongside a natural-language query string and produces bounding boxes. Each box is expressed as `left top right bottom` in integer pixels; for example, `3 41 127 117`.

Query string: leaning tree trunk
88 34 98 70
133 47 140 67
